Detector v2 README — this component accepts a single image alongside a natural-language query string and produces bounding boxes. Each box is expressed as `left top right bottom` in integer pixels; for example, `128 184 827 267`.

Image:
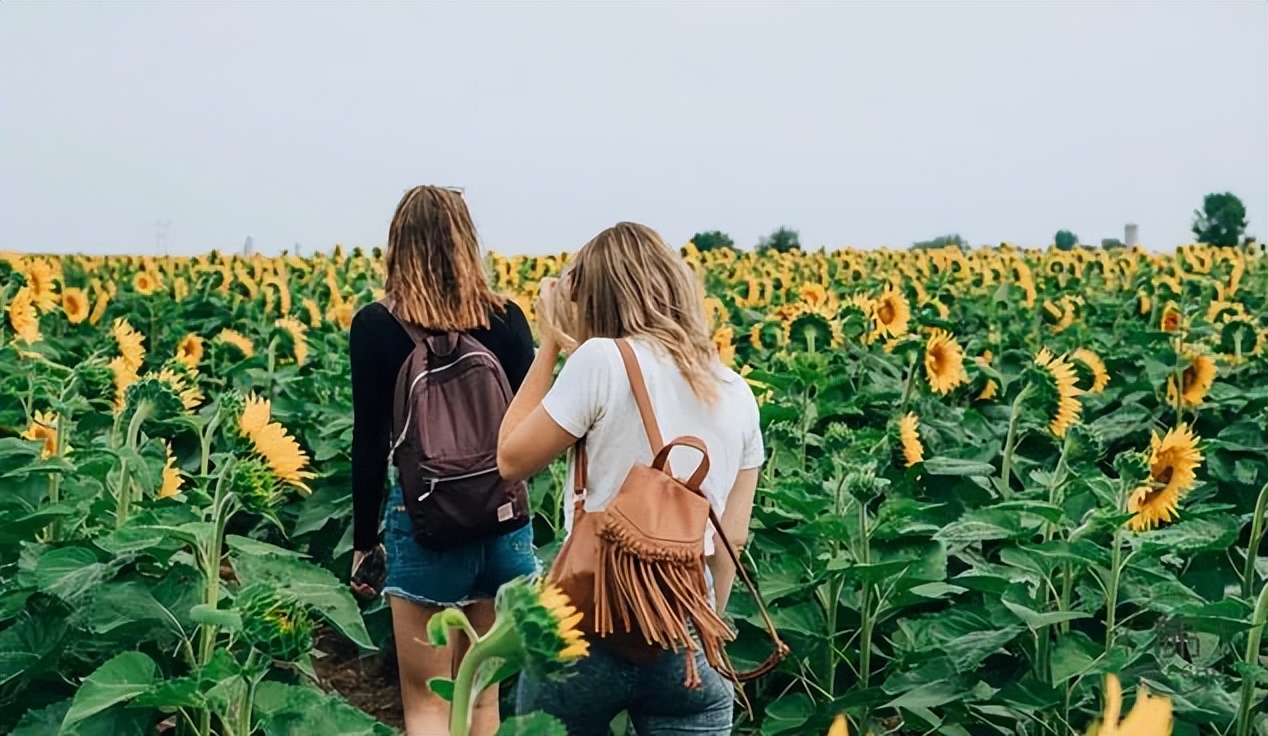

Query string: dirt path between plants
313 629 405 731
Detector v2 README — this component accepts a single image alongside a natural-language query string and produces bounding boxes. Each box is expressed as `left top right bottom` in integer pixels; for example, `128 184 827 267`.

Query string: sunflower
159 442 183 498
215 328 255 358
1135 289 1151 316
480 577 588 681
1166 351 1216 408
537 583 590 661
88 289 110 326
22 258 59 312
1153 274 1183 300
6 286 42 344
111 319 146 373
1070 348 1110 393
237 394 314 492
302 298 323 328
712 325 736 367
328 300 354 329
1086 674 1171 736
923 329 967 395
1217 314 1260 357
870 288 911 340
797 283 831 310
1032 348 1083 437
899 413 923 467
262 275 292 316
1205 299 1241 324
132 270 159 296
176 334 204 369
1127 423 1203 531
61 288 89 324
703 296 730 328
275 317 308 365
108 355 140 410
1159 303 1182 333
974 351 998 401
1012 261 1037 307
785 304 843 352
156 366 204 410
1041 298 1076 334
238 393 272 438
21 410 59 458
827 714 850 736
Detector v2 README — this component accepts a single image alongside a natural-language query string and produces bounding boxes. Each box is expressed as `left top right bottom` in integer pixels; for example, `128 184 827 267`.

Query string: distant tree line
686 191 1255 255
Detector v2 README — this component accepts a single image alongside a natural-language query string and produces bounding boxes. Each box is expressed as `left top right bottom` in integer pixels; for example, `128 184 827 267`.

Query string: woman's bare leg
390 596 452 736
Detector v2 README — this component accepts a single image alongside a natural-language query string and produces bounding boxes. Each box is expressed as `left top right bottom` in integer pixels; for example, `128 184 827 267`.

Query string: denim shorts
517 641 733 736
382 485 539 607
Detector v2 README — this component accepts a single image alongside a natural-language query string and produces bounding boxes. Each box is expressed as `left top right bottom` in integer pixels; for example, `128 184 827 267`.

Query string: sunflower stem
200 406 223 477
1235 579 1268 736
196 467 235 736
899 353 917 412
999 385 1034 498
1243 480 1268 601
856 491 874 694
448 618 514 736
46 402 70 541
1105 484 1129 652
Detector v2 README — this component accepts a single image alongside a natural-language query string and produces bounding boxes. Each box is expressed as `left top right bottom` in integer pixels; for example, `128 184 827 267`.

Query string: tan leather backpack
547 339 788 688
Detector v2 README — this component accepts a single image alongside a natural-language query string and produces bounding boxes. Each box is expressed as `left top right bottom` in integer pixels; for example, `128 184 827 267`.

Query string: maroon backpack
386 308 529 550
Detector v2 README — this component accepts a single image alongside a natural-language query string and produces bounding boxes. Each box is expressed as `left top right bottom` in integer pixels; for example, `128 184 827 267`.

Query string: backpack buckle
418 476 438 503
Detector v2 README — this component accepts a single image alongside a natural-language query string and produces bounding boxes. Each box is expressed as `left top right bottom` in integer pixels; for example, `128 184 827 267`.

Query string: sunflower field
1 243 1265 736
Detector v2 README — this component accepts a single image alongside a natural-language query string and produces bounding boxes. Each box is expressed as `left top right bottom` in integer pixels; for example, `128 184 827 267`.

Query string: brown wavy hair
383 186 504 328
562 222 720 401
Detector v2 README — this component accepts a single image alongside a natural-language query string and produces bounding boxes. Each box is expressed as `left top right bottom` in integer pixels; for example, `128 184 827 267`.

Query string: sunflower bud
75 360 116 407
1064 423 1105 469
1113 451 1150 487
235 583 314 661
122 375 188 426
219 391 246 426
845 462 890 502
231 457 284 514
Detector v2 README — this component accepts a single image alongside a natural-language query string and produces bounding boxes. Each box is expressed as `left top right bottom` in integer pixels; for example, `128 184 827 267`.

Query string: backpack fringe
595 514 735 687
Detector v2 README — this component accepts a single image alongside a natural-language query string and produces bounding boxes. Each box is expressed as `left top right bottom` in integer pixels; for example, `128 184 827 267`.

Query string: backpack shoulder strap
614 338 665 452
381 301 458 355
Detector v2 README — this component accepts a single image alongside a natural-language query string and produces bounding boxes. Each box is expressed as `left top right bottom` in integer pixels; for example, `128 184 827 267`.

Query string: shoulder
568 337 621 368
351 301 392 332
717 365 761 418
486 300 529 333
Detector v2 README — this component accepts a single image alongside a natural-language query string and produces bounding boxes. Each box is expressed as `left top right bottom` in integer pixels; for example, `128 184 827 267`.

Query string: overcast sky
2 2 1265 256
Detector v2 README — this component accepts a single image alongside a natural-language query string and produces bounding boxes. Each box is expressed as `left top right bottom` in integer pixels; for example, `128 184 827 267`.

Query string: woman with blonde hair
498 222 765 735
349 186 537 736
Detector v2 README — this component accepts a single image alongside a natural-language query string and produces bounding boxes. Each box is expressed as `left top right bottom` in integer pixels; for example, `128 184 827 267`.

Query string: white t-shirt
542 337 765 556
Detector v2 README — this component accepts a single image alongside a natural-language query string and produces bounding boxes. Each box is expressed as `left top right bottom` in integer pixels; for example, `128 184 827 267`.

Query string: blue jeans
516 642 733 736
382 485 538 606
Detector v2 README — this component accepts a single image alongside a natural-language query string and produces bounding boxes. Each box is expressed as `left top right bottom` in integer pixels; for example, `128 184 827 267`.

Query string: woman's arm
498 335 578 482
349 307 395 553
708 467 760 613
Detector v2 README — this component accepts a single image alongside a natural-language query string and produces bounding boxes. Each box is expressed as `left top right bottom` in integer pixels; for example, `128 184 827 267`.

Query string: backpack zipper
415 466 500 502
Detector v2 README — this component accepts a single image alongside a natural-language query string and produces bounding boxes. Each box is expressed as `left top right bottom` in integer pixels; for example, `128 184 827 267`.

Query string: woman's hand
535 277 573 355
350 545 384 599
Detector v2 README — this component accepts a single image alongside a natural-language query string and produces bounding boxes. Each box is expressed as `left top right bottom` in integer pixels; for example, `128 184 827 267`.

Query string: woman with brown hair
349 185 537 736
498 222 765 735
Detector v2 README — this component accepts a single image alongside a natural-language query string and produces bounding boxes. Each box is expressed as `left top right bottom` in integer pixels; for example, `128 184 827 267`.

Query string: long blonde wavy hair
383 186 505 328
553 222 721 401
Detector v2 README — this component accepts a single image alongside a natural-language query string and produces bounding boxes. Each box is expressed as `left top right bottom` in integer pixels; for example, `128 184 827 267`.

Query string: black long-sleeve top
349 301 534 551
